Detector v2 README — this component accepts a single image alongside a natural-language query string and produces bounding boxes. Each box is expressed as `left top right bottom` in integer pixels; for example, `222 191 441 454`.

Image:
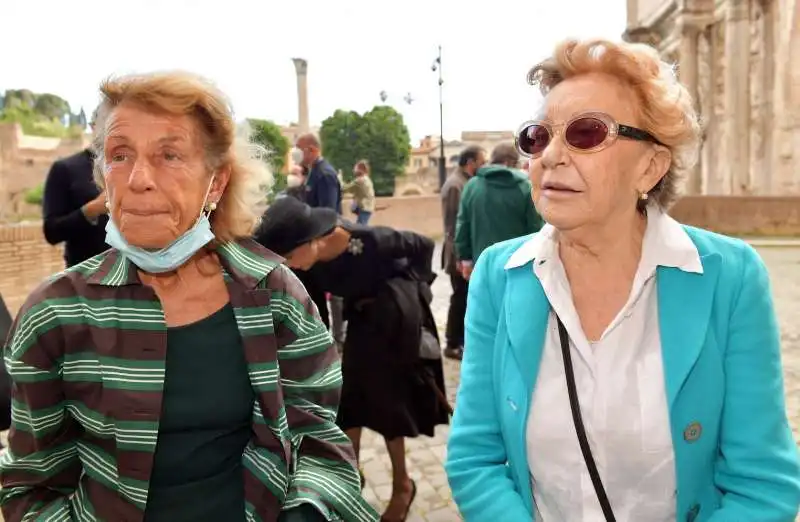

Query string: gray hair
491 143 520 167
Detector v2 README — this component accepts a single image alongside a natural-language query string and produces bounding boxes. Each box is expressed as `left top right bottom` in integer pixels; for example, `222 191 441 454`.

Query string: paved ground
360 244 800 521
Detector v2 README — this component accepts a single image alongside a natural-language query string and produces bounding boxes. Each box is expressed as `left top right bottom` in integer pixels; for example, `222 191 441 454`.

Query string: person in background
255 196 449 522
446 38 800 522
455 142 544 281
41 109 109 267
0 71 375 522
0 293 11 444
280 164 307 201
295 133 347 348
440 146 486 360
343 159 376 225
295 133 341 213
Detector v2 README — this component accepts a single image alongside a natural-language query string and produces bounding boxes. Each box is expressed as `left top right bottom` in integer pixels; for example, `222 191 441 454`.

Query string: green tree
24 184 44 206
361 106 411 196
319 109 365 185
34 93 71 122
247 118 290 198
0 89 80 138
319 105 410 196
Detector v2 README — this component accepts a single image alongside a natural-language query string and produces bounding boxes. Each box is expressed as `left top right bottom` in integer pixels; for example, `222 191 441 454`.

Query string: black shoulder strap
556 316 617 522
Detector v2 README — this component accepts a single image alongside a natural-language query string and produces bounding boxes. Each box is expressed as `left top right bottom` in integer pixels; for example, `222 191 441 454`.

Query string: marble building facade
624 0 799 195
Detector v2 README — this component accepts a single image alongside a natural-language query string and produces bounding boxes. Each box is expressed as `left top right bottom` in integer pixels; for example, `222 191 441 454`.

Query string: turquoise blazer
445 226 800 522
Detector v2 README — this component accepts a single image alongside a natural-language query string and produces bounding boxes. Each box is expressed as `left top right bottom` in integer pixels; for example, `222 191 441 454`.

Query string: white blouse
512 209 703 521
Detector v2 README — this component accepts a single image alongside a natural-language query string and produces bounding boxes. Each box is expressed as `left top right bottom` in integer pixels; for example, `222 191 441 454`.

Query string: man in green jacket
455 143 544 280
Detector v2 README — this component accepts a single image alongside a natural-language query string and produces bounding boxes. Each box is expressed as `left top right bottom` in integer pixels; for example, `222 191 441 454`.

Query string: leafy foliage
320 105 410 196
319 110 364 186
247 118 290 199
24 184 44 206
0 89 84 138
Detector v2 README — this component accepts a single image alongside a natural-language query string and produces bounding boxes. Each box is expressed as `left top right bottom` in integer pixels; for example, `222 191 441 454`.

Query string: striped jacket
0 239 378 522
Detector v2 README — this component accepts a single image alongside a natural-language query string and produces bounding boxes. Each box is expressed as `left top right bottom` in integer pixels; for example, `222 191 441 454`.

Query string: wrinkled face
528 73 669 231
284 240 319 270
103 103 229 249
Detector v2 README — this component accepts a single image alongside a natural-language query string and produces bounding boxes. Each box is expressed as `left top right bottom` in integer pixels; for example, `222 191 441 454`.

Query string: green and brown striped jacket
0 239 378 522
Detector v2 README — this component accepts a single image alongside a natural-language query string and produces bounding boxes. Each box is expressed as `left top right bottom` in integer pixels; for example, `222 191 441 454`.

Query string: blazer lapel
504 264 550 393
656 253 721 408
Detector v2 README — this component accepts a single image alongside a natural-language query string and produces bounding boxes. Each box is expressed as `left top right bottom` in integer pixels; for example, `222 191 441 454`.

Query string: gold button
683 421 702 443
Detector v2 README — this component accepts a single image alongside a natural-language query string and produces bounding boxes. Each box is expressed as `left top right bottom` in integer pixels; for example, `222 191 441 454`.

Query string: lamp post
432 46 446 188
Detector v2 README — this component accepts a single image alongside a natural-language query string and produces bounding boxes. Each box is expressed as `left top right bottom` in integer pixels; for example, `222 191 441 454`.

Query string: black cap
254 196 338 255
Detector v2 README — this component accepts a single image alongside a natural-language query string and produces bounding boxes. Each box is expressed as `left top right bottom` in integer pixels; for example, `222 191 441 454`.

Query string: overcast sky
0 0 627 142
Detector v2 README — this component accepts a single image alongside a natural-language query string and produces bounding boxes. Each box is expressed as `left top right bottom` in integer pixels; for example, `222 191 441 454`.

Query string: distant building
398 130 517 196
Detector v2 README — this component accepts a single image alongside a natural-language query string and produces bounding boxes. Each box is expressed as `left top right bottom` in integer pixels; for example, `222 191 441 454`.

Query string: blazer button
686 503 700 522
683 421 702 443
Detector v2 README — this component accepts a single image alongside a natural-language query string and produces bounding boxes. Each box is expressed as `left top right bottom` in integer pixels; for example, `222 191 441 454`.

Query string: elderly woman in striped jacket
0 71 377 522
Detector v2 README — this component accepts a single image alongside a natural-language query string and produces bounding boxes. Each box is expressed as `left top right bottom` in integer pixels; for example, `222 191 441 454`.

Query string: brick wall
669 196 800 236
0 223 64 316
2 195 798 317
342 195 444 238
341 195 800 238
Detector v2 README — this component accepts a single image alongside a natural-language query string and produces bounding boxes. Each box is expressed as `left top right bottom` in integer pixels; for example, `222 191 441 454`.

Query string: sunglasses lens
565 117 608 150
517 125 550 156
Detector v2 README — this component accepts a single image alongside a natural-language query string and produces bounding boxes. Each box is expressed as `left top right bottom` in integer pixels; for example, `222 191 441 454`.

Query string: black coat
297 223 449 438
0 293 14 431
42 149 109 267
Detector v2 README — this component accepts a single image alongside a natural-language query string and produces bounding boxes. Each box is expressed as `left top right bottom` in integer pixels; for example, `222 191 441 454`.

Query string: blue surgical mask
105 178 217 274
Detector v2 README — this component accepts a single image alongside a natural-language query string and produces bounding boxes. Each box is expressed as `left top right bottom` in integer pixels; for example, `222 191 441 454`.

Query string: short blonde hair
527 39 701 210
92 71 272 241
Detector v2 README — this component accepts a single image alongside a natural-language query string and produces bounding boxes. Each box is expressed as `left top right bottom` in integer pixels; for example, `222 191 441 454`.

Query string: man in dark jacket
440 146 486 360
455 143 544 281
296 133 342 213
295 133 345 346
42 114 109 268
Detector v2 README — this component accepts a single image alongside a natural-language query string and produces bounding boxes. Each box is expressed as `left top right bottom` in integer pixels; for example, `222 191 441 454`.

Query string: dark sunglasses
515 112 664 158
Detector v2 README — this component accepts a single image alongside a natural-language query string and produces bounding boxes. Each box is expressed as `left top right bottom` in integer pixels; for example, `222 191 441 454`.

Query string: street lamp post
432 46 446 188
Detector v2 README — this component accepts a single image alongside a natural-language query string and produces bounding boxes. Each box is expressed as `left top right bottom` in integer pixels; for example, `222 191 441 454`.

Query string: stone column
772 0 800 192
748 0 776 194
291 58 310 133
722 0 751 194
676 14 703 194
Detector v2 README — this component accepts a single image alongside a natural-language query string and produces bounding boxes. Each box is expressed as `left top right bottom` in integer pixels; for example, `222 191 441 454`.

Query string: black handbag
556 315 617 522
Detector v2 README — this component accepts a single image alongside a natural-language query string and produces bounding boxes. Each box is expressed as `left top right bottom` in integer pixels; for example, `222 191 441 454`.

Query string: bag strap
556 316 617 522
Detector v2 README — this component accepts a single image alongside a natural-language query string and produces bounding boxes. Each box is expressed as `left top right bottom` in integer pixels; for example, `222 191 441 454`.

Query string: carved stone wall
624 0 799 196
697 24 715 193
709 20 728 193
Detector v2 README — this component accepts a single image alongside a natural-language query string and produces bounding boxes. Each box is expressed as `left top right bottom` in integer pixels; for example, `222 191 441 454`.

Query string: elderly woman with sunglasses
445 38 800 522
0 72 376 522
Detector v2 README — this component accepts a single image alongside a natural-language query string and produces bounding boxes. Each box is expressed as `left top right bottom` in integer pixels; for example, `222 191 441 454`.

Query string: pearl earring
105 201 111 210
206 201 218 212
639 191 649 201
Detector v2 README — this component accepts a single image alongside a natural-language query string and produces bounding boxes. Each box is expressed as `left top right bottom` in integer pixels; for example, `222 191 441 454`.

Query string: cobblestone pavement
360 244 800 521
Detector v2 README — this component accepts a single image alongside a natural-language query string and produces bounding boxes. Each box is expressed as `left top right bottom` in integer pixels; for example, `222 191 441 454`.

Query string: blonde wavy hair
92 71 272 241
527 39 701 210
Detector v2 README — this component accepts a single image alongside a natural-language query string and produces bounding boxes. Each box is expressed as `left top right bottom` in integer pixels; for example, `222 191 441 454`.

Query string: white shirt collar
504 207 703 275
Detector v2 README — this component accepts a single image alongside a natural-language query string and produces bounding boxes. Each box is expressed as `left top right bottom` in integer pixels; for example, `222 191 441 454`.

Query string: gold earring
206 201 217 212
